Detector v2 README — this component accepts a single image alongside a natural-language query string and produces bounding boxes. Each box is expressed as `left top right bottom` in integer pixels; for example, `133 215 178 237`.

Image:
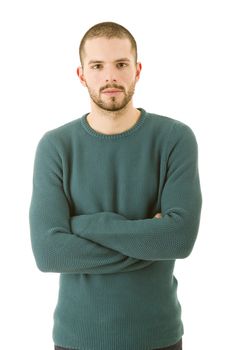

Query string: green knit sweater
29 108 202 350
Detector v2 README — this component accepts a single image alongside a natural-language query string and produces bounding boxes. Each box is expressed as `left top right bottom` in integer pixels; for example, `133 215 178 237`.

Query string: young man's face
78 37 141 112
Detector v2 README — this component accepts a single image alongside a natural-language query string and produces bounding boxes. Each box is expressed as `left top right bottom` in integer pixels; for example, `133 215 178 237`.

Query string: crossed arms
29 124 202 274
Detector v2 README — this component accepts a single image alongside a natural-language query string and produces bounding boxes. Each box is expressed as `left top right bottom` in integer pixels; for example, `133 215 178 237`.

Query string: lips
102 89 123 93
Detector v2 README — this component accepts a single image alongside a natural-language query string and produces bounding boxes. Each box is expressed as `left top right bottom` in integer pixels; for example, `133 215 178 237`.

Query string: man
29 22 202 350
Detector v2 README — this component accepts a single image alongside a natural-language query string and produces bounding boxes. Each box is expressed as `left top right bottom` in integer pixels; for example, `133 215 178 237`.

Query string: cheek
120 69 137 83
85 74 100 87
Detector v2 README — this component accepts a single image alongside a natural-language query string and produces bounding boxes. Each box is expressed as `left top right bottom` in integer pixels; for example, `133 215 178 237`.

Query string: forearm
29 200 153 274
71 205 201 261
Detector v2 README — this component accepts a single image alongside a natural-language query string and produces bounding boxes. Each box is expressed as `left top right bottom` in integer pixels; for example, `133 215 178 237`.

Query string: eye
117 62 128 69
91 64 103 70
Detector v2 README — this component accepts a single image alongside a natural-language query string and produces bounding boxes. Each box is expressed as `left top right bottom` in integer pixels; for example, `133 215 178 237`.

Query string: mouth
101 89 123 96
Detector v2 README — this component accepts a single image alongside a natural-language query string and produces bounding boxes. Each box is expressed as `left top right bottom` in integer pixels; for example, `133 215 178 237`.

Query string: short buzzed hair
79 21 138 66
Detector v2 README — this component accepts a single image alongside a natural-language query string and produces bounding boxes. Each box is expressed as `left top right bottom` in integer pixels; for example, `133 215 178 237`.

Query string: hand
154 213 162 219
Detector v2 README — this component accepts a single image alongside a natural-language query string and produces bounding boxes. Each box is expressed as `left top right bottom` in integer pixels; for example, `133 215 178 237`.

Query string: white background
0 0 232 349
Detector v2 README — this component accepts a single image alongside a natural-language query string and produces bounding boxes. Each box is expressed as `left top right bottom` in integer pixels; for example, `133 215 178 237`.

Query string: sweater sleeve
29 133 153 274
71 123 202 261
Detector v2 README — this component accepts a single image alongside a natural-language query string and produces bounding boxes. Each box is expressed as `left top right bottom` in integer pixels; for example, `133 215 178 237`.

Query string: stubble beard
86 81 136 112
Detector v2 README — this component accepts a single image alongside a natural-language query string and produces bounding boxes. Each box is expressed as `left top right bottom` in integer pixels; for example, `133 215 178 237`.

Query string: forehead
83 37 134 62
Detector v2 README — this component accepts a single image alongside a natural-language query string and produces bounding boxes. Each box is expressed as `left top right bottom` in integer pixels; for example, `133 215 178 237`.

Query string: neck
86 101 141 135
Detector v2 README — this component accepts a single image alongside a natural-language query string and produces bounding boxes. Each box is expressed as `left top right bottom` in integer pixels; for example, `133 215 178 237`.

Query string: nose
105 66 117 82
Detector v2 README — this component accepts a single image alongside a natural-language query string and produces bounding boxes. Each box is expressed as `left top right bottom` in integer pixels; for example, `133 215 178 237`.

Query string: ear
135 62 142 82
77 66 87 87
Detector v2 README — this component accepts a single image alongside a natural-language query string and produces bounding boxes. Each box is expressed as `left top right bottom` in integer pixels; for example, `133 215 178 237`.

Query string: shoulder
144 109 197 145
45 116 82 140
36 115 85 151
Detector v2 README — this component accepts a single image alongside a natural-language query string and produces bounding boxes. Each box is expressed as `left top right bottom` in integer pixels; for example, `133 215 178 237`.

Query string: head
77 22 142 112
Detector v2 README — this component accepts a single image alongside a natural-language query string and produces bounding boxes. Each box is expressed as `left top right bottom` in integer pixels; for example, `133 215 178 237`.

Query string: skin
77 36 162 218
77 37 141 135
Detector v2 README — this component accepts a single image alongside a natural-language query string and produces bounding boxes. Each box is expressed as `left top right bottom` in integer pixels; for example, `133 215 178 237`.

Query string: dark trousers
55 338 182 350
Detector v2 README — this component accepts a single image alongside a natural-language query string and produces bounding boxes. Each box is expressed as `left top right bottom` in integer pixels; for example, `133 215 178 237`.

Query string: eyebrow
88 58 131 65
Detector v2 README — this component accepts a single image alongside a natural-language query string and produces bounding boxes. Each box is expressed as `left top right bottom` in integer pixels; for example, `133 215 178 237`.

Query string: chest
64 138 167 218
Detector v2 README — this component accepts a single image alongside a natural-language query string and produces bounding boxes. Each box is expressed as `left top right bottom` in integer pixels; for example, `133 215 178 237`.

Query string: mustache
100 84 125 92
